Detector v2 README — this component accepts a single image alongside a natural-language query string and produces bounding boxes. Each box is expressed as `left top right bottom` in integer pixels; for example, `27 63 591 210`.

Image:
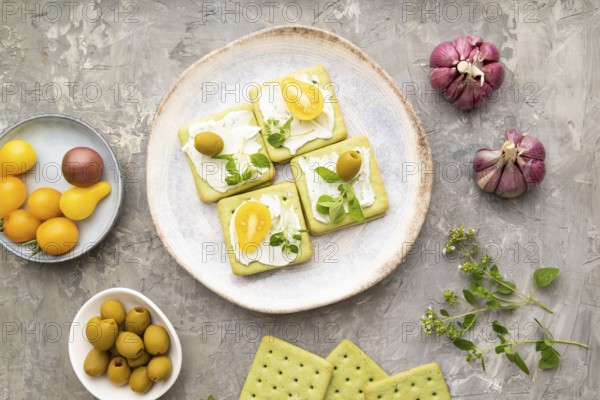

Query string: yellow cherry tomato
0 140 37 175
27 187 62 220
59 181 111 221
234 202 272 252
280 77 324 120
0 176 27 218
3 209 41 242
36 217 79 256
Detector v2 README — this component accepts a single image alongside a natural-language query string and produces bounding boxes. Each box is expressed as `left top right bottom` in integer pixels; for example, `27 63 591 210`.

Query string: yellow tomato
3 209 41 242
36 217 79 256
0 176 27 218
235 202 272 252
27 187 62 220
280 77 324 120
0 140 36 175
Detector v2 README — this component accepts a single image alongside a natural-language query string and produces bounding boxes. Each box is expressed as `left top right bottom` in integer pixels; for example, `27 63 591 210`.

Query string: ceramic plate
147 26 432 313
0 114 123 263
69 287 182 400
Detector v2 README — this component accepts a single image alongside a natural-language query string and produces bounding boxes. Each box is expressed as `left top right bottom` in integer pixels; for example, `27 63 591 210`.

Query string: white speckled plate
0 114 123 263
147 26 432 313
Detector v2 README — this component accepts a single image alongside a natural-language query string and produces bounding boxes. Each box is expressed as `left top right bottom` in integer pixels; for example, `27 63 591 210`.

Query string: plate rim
0 113 124 263
147 25 433 314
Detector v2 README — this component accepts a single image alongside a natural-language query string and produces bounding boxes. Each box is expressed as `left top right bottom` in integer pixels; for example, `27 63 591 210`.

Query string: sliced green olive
194 131 224 157
336 150 362 181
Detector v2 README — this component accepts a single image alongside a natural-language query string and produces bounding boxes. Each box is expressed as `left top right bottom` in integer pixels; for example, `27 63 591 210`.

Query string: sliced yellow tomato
234 202 271 253
280 77 324 120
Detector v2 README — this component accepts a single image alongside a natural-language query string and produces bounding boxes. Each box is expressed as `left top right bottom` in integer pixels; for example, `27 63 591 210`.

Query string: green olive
91 319 118 351
125 307 151 336
129 367 153 394
144 325 170 356
85 316 101 343
83 348 110 377
127 350 152 368
116 331 145 359
147 356 172 382
336 150 362 181
194 131 224 157
100 299 126 325
110 343 120 357
107 356 131 386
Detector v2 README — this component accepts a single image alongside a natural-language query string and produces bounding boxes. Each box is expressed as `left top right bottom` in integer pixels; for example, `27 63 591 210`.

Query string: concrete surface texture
0 0 599 399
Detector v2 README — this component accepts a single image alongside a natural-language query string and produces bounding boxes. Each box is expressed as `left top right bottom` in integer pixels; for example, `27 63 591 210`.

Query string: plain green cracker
217 182 313 276
364 362 451 400
290 135 389 235
240 336 334 400
248 64 348 162
177 103 275 203
324 340 388 399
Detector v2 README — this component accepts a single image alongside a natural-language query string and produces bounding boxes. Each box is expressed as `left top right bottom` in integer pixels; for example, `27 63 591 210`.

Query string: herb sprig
213 152 269 186
269 229 305 254
265 117 293 148
420 225 588 374
314 167 364 223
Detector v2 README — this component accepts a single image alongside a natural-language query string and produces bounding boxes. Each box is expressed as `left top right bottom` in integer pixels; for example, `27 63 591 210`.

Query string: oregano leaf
533 268 560 288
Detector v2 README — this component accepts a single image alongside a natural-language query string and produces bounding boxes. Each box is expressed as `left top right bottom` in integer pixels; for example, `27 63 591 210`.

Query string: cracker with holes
240 336 334 400
290 135 389 235
324 339 388 400
178 104 275 203
364 362 451 400
248 65 348 162
217 182 312 276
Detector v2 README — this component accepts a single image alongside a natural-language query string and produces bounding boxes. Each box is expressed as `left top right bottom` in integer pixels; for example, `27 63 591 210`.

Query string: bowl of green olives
69 288 182 400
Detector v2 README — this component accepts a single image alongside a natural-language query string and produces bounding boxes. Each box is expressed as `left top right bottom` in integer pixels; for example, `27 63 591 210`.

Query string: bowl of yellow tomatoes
0 114 123 262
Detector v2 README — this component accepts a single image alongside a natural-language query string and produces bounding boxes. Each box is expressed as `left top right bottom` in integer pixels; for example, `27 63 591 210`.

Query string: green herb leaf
242 167 254 181
440 309 450 317
315 166 340 183
490 265 503 280
492 320 509 335
534 318 554 339
533 268 560 288
513 351 530 375
225 159 238 174
316 195 335 215
267 133 286 148
495 344 507 354
463 290 477 306
462 314 477 332
496 281 516 295
292 234 301 241
347 197 365 222
282 116 293 130
250 153 270 169
212 154 234 160
269 233 285 246
288 244 299 254
486 298 501 310
453 339 476 351
225 172 241 186
538 350 560 369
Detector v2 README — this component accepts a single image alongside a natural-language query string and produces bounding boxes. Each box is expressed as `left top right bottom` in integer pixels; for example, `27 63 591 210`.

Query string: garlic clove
455 81 488 110
430 67 456 91
473 148 502 172
472 83 494 108
452 36 475 60
481 62 505 90
517 156 546 189
476 162 503 193
518 136 546 160
429 42 460 68
505 129 524 145
478 42 500 62
466 35 484 46
494 160 527 198
444 75 466 101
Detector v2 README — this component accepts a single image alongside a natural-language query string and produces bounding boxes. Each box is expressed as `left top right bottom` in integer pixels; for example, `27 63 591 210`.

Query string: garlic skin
473 129 546 198
430 36 505 110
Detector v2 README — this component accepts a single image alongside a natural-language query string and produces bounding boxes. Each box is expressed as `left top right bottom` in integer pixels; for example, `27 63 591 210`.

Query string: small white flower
450 245 456 251
442 248 447 255
458 264 463 270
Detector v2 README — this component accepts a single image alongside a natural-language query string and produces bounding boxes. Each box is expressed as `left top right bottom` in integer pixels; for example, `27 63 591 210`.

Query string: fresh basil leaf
513 351 530 375
453 339 475 351
496 280 516 295
268 133 286 148
348 197 364 222
463 289 477 306
533 268 560 288
250 153 270 169
225 172 241 186
316 195 334 215
492 320 509 335
315 166 340 183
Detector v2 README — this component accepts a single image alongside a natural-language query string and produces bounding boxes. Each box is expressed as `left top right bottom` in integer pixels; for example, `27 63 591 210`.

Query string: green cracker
249 65 348 162
240 336 334 400
290 135 389 235
217 182 313 276
364 362 451 400
177 103 275 203
324 340 388 399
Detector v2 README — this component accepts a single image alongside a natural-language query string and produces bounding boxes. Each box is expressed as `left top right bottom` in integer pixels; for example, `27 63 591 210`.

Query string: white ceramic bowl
69 288 182 400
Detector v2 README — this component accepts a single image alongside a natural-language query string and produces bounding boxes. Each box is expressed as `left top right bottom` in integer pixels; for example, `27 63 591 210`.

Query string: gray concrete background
1 0 599 399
